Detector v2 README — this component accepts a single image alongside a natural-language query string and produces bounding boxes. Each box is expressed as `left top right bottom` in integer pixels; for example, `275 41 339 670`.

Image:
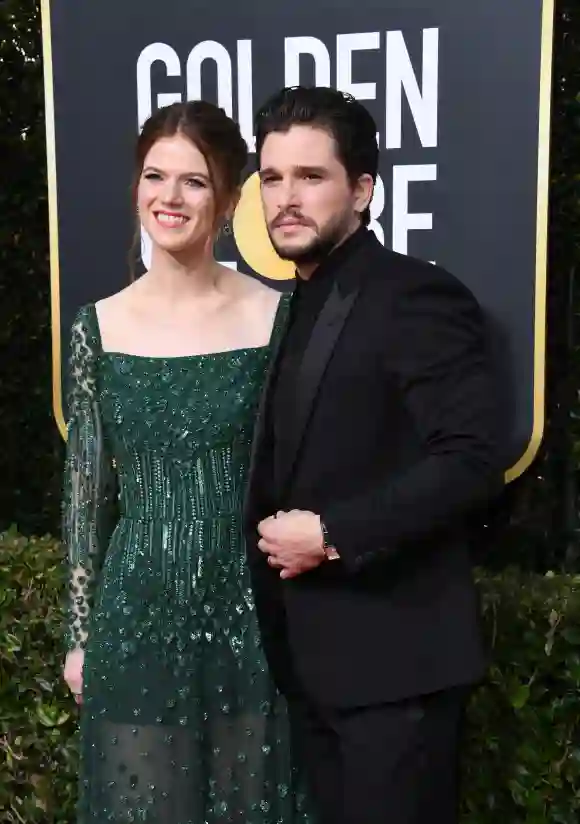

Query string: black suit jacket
244 230 504 709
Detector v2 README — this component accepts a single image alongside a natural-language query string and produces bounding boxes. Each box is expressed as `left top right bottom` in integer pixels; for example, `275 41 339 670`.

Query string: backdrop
41 0 554 480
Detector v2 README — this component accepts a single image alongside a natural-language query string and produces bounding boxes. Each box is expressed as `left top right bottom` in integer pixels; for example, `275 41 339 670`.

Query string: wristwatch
320 520 340 561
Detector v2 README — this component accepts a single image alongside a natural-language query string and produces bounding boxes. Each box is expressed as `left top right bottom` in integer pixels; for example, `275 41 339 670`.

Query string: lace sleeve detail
62 305 118 650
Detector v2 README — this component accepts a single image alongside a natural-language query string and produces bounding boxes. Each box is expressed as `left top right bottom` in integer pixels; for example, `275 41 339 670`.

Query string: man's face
258 125 372 266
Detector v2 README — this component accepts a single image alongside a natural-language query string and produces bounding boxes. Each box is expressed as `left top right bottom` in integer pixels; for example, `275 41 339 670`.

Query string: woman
62 100 308 823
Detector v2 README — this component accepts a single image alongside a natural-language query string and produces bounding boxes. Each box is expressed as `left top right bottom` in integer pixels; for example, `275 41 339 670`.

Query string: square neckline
90 295 289 362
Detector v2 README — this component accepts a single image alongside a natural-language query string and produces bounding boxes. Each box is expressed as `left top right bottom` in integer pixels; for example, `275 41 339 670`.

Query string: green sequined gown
63 300 309 824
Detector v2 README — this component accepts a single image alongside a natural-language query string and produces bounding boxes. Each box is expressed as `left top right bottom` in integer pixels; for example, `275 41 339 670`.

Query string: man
244 86 504 824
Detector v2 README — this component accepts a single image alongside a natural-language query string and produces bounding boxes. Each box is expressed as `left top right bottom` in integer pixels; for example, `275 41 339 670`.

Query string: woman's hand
64 647 85 705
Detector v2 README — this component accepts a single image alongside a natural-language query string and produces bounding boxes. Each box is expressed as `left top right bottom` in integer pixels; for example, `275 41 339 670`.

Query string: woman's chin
151 234 206 256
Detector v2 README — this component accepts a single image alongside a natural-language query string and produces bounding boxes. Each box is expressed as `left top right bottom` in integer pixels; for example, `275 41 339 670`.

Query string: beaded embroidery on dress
63 299 312 823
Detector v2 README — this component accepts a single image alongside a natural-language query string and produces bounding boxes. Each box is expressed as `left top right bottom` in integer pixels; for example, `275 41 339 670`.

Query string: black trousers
288 688 468 824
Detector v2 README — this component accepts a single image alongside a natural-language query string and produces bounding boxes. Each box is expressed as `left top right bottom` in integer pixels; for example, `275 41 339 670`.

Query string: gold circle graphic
232 172 295 281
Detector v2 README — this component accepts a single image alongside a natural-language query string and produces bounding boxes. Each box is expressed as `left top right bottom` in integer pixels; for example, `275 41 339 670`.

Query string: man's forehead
262 124 334 145
260 126 339 165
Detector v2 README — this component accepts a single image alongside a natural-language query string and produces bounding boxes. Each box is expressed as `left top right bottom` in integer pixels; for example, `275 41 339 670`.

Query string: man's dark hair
255 86 379 226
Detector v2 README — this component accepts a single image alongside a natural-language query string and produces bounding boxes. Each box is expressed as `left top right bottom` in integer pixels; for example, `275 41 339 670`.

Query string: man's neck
296 223 364 281
296 262 317 282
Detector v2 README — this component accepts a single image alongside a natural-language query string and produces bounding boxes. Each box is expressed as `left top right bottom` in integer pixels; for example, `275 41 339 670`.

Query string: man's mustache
270 210 315 229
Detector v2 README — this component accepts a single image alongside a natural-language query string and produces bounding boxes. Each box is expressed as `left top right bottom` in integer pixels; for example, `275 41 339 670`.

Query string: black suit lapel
244 295 291 522
245 229 378 521
277 279 360 495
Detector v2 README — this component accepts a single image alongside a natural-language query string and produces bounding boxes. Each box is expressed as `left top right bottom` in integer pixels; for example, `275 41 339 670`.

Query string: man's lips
273 218 310 229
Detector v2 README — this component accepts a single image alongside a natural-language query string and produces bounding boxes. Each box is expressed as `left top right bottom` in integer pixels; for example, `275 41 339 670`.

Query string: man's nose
277 178 300 211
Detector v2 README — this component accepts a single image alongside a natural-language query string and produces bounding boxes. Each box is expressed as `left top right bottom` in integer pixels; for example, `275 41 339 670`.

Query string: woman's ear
226 187 242 221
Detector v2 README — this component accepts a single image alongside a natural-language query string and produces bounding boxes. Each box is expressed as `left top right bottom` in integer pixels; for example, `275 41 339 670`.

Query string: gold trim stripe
505 0 554 481
41 0 66 439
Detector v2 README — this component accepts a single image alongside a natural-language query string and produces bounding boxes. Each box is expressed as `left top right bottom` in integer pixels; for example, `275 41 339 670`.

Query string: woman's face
137 133 221 256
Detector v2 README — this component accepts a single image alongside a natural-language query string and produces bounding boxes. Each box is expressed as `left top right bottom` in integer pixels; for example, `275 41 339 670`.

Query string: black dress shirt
271 227 368 496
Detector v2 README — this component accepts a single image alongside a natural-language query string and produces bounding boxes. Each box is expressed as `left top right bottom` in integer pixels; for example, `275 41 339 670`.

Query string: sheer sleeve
62 305 118 651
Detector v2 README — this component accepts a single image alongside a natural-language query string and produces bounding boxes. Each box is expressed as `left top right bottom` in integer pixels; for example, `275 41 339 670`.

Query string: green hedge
0 530 78 823
2 529 580 823
464 571 580 823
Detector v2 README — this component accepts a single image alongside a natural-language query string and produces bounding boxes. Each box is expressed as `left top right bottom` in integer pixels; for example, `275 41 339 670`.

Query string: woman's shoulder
73 284 133 324
223 269 292 344
70 285 135 354
94 283 136 315
94 284 140 336
69 303 99 342
228 268 289 311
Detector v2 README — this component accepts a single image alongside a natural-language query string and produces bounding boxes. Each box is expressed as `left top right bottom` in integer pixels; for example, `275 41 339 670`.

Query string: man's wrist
320 519 340 561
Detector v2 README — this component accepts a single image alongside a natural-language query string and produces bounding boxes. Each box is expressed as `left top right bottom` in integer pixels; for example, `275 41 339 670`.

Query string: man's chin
273 246 307 262
271 239 321 264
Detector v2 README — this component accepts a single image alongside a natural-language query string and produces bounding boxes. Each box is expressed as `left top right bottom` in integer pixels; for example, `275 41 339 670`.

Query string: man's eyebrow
259 165 328 177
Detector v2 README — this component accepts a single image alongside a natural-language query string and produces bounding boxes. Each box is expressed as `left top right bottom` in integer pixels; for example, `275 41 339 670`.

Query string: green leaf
511 684 531 710
561 628 580 645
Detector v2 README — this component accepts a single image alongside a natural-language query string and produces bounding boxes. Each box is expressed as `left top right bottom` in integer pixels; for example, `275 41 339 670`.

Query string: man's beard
267 212 352 266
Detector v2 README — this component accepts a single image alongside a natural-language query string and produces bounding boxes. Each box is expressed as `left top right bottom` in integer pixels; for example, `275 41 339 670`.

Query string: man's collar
295 225 369 290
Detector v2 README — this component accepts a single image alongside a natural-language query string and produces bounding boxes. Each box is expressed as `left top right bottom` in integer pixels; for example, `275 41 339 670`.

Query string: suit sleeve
322 273 505 572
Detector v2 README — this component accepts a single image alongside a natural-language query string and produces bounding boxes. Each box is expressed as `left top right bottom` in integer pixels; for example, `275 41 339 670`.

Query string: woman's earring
223 221 232 236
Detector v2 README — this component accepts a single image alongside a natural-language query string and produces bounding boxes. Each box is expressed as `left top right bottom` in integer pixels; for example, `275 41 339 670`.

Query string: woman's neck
141 242 225 302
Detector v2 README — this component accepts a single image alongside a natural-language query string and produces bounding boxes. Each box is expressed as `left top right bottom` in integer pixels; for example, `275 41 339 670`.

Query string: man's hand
258 510 326 579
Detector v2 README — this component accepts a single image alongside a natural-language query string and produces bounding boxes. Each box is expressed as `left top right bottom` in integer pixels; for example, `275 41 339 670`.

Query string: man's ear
354 173 375 217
